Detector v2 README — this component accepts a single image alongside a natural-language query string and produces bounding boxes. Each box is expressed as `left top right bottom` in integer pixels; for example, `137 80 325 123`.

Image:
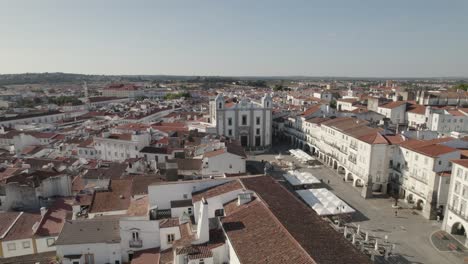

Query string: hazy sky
1 0 467 77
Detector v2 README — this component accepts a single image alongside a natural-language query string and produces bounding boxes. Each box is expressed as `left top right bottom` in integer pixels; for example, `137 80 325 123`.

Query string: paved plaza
248 146 467 264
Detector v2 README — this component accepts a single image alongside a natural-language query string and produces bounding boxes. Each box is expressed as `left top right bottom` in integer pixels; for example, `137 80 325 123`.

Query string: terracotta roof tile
192 180 243 203
240 176 371 264
3 212 41 241
131 247 160 264
379 101 407 109
222 199 314 264
0 212 21 238
89 179 132 213
35 198 73 236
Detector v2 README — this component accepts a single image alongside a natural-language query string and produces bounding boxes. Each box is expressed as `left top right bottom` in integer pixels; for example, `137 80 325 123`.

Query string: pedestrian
394 210 398 217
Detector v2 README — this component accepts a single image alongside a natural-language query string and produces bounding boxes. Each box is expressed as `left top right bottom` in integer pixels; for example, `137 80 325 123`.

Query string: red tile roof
383 135 406 145
131 247 160 264
192 180 243 203
240 176 371 264
3 212 41 241
451 159 468 168
0 212 21 238
379 101 407 109
407 104 426 115
159 218 180 228
222 199 314 264
400 138 458 157
301 105 321 117
35 198 73 236
89 179 133 213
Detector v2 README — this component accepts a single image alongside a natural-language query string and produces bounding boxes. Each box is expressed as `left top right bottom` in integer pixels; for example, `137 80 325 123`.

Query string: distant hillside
0 72 195 85
1 72 466 86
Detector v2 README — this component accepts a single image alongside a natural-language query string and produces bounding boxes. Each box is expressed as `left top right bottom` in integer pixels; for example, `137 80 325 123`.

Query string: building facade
210 94 272 149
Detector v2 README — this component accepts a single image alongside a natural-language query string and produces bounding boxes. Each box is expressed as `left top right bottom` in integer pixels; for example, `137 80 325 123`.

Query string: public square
248 146 467 264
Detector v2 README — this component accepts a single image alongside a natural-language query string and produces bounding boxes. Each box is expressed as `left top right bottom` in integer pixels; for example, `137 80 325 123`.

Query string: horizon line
1 72 468 80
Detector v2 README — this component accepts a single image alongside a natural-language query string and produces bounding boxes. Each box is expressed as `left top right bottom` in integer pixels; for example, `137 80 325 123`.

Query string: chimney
237 192 252 206
40 207 47 217
196 198 210 244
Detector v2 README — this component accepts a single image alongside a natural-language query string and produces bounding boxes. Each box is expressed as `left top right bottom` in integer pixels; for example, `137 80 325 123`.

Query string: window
242 115 247 125
183 194 188 199
229 164 232 169
46 238 55 247
256 117 260 125
455 181 461 194
256 128 260 135
218 102 222 109
199 259 205 264
167 234 175 244
188 207 193 215
132 231 140 241
228 129 232 136
228 118 232 126
22 241 31 249
7 243 16 251
215 209 224 217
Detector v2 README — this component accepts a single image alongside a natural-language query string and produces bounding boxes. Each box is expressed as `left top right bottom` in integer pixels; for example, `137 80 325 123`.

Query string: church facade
210 93 272 149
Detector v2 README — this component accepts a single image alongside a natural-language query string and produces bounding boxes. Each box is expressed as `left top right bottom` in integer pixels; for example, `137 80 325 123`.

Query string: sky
1 0 467 77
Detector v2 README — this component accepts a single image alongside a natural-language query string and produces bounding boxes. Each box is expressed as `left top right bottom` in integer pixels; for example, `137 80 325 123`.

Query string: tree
273 84 283 91
453 83 468 91
164 92 191 100
329 99 337 109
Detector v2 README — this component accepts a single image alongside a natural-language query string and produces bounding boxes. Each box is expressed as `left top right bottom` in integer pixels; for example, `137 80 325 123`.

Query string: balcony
392 165 402 173
349 144 358 151
129 239 143 248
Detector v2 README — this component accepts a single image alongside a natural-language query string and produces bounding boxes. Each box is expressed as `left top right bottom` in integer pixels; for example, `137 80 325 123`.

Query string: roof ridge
0 212 23 239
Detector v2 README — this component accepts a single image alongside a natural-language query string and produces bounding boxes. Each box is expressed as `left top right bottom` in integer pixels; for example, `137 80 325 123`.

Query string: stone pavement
431 230 466 252
249 146 467 264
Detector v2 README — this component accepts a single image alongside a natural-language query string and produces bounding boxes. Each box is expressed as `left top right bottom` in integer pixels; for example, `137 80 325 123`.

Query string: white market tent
283 170 320 186
296 188 356 216
289 149 314 162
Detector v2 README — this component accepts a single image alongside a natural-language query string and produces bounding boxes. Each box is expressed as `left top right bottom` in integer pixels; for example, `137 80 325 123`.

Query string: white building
426 107 468 133
392 137 462 219
377 101 407 125
210 94 272 149
0 111 86 129
94 131 151 161
443 159 468 246
55 219 122 264
197 145 246 177
336 99 359 112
